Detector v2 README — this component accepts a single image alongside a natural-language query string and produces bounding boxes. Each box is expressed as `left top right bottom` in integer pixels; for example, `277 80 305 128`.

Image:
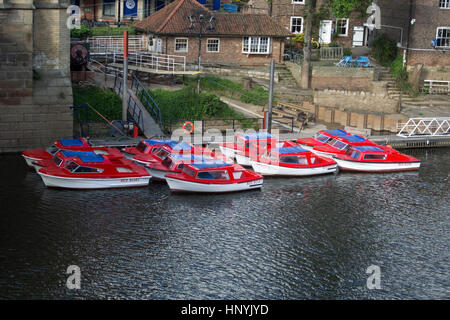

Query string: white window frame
292 0 305 4
439 0 450 9
336 18 349 36
174 38 188 53
206 38 220 53
242 36 271 54
436 27 450 48
290 16 303 34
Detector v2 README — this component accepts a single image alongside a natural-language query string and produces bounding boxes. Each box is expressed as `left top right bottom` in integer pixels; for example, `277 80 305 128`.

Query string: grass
90 26 136 37
72 85 122 121
183 75 275 107
145 87 259 131
389 54 417 96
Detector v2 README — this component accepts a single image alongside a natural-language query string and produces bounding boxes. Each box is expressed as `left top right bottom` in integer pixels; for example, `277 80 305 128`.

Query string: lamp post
188 13 215 94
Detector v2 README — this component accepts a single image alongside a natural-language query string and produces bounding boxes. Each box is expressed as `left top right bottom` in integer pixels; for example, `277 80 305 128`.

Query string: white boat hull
333 158 421 172
166 177 263 193
37 172 151 189
219 146 236 160
311 150 337 159
251 161 337 176
235 153 252 166
147 167 169 181
23 155 40 167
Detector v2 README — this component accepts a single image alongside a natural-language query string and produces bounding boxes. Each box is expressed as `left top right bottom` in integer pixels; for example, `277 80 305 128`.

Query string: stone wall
311 66 376 91
314 89 399 114
0 1 73 153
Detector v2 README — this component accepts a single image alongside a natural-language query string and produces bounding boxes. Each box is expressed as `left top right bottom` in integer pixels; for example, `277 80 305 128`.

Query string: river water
0 148 448 299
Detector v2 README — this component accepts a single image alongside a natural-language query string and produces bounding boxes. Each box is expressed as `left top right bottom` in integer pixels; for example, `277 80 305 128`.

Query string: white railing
111 52 186 73
397 117 450 137
87 36 145 53
320 47 343 60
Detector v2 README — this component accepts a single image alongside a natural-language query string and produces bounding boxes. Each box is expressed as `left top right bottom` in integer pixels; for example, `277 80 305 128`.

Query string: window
103 0 115 16
363 154 387 160
242 37 271 54
292 0 305 3
74 166 102 173
336 18 349 36
436 27 450 48
439 0 450 9
52 155 63 166
46 145 60 155
206 38 220 52
197 170 230 180
331 140 348 150
136 141 148 153
174 38 188 52
280 156 308 165
161 157 173 169
350 151 361 159
153 147 169 160
182 166 196 177
314 133 330 143
290 17 304 34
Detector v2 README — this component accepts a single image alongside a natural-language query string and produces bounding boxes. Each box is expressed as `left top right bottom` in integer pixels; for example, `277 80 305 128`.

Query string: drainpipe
405 0 414 67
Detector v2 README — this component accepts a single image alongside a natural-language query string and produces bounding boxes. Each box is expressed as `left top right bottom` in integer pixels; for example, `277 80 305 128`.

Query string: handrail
131 74 163 129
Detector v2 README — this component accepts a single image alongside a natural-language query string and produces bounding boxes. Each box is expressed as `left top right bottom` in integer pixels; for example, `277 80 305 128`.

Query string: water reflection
0 149 448 299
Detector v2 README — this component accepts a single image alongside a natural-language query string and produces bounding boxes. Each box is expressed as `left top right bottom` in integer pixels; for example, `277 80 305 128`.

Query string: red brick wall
161 36 285 66
408 51 450 67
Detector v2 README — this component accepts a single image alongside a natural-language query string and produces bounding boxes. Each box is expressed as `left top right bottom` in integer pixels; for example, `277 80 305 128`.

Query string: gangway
397 117 450 137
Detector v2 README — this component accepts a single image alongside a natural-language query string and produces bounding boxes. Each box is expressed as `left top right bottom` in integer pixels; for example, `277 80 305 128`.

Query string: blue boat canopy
342 135 366 143
58 138 84 147
239 132 273 141
273 146 309 154
353 146 384 152
190 161 232 169
61 150 105 163
145 139 177 147
172 142 194 151
324 129 348 136
171 154 205 161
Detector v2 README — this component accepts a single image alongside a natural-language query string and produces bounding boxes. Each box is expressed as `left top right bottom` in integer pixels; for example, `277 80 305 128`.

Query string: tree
328 0 371 18
300 0 316 89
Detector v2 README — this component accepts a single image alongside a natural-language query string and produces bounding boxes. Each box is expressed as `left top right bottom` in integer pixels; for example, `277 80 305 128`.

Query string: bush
147 87 243 121
390 54 414 94
90 26 137 37
70 25 92 40
372 34 397 66
72 85 122 121
343 47 352 56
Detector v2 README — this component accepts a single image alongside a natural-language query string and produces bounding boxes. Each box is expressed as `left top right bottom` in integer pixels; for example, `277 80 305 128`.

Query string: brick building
0 0 73 153
134 0 291 66
407 0 450 67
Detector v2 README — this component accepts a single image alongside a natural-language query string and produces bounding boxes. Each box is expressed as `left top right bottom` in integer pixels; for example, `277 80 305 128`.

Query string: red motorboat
219 132 278 166
250 145 337 176
146 153 211 181
296 129 351 151
333 145 421 172
121 139 179 158
36 150 151 189
308 134 378 159
22 138 122 170
165 161 263 193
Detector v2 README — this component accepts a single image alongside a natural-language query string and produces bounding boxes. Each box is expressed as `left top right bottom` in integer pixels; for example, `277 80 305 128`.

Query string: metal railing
87 36 145 53
127 94 145 134
131 74 163 128
397 117 450 137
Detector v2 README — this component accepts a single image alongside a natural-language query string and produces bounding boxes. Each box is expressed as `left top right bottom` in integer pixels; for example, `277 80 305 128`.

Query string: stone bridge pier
0 0 73 153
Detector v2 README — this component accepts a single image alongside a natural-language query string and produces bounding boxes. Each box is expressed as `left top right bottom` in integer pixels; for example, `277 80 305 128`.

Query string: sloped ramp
127 89 163 138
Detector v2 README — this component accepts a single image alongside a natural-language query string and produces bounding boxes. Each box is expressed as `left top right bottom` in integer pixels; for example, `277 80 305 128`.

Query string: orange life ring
182 121 194 134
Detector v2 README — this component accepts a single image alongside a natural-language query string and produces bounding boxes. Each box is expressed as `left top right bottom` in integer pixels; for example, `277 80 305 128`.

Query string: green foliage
90 26 137 37
147 87 243 121
343 47 352 56
292 33 305 43
70 25 92 40
329 0 371 18
240 86 271 106
372 34 397 66
72 85 122 121
390 54 414 95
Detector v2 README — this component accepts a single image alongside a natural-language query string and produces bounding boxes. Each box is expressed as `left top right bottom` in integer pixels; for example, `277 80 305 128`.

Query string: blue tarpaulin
61 150 105 163
273 146 309 154
172 142 194 151
324 129 348 136
353 146 384 152
240 132 273 141
58 139 84 147
191 162 232 169
145 139 177 148
342 135 366 143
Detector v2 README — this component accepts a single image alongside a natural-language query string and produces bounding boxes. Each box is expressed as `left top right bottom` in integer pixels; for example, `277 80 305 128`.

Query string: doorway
319 20 332 44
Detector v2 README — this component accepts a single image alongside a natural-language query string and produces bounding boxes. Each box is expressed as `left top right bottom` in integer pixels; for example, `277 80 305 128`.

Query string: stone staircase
377 66 402 100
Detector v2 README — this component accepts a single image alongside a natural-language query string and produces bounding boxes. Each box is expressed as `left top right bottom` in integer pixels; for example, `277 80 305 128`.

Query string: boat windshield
314 133 330 143
64 161 79 173
280 155 308 165
46 145 60 155
197 170 230 180
182 166 196 177
136 142 148 153
331 140 348 150
346 149 361 159
154 148 170 160
161 157 173 169
52 155 63 166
